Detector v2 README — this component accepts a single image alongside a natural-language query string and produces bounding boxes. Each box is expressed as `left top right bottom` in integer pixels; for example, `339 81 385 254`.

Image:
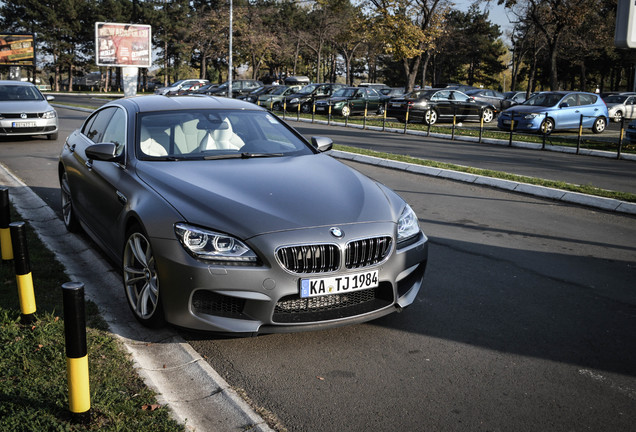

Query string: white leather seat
199 118 245 150
140 126 168 157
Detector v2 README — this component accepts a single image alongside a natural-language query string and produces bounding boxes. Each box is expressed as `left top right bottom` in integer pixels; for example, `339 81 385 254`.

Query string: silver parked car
602 92 636 122
58 95 429 334
0 80 58 140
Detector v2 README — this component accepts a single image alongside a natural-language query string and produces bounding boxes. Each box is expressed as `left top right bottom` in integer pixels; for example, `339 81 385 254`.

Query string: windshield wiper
240 152 284 159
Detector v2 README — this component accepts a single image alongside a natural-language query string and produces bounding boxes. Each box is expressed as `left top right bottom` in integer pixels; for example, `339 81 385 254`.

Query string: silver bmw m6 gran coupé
58 95 429 334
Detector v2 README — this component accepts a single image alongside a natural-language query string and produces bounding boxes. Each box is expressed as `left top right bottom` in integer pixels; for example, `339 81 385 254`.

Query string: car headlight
42 110 57 119
175 223 258 262
290 98 299 104
524 113 540 119
397 204 421 244
334 101 345 108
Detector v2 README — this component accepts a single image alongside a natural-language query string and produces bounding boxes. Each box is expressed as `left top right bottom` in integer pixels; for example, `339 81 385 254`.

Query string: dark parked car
497 91 609 134
387 88 497 125
154 79 209 95
282 83 345 113
314 87 384 116
501 91 529 110
201 79 263 98
257 85 303 110
58 95 429 334
465 88 505 111
236 84 279 103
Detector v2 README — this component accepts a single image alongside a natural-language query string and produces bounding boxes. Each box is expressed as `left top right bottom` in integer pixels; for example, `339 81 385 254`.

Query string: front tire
341 105 351 117
123 228 165 328
540 118 555 135
591 116 607 134
613 111 623 123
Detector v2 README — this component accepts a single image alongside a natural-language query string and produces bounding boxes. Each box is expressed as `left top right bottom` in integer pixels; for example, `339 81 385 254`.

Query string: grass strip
0 208 184 431
334 144 636 203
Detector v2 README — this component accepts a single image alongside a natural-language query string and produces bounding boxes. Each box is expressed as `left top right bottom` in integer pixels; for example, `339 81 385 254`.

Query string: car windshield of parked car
269 86 290 95
138 109 314 160
333 88 356 97
296 84 319 95
604 95 628 104
0 84 44 101
522 93 564 107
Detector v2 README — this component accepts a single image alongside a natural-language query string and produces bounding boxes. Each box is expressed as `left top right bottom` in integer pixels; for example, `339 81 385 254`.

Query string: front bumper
0 117 58 137
152 222 429 334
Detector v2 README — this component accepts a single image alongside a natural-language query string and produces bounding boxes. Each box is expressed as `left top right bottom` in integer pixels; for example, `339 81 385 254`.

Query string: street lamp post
228 0 233 98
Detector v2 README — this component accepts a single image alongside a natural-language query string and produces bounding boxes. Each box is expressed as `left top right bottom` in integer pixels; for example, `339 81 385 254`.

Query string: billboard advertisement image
95 22 151 67
0 34 35 66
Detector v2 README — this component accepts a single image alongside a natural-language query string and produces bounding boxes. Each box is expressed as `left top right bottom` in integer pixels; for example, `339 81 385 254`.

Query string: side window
82 107 116 143
562 95 577 107
101 108 126 157
578 94 595 105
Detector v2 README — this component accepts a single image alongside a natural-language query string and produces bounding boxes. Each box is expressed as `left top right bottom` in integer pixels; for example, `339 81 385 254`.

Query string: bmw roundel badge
330 227 344 238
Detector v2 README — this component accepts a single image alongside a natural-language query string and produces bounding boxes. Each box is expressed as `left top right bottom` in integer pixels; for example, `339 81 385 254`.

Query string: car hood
0 100 53 113
136 154 398 238
503 104 556 114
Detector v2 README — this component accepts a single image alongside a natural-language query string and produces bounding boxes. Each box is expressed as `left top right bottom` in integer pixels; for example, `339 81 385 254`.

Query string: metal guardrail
258 98 632 160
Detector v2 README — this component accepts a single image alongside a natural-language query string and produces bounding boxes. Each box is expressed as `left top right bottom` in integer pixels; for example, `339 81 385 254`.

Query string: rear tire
60 171 80 233
482 108 495 123
424 109 437 125
591 116 606 134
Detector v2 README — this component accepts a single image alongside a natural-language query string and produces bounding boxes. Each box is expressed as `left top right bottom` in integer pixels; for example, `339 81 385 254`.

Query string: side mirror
559 102 570 108
46 95 55 101
311 136 333 152
85 142 120 161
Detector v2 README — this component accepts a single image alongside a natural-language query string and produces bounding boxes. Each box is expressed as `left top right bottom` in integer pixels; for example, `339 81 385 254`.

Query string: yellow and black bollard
10 221 36 323
62 281 91 423
1 188 12 261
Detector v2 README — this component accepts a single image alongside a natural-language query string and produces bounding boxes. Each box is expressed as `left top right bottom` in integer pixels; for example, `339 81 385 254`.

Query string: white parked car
603 92 636 122
0 80 58 140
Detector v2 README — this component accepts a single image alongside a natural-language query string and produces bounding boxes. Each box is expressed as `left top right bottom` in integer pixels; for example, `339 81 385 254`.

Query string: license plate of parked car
12 121 36 128
300 270 379 298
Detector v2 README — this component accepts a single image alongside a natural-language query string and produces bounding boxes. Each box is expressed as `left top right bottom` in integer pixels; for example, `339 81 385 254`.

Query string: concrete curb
330 150 636 215
0 163 273 432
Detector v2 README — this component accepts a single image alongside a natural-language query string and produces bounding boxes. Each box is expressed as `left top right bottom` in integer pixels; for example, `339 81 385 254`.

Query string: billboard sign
0 33 35 66
95 22 151 67
615 0 636 48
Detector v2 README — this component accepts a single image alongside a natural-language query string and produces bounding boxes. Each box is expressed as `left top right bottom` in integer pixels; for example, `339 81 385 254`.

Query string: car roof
0 80 37 87
105 94 266 113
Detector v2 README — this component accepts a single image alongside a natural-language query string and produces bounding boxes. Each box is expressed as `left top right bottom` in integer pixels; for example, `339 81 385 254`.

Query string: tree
368 0 449 91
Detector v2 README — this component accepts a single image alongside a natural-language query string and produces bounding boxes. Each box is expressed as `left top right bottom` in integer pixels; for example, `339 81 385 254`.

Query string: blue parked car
497 91 608 134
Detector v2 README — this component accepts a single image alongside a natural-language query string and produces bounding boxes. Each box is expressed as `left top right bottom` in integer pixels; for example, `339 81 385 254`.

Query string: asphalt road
1 105 635 431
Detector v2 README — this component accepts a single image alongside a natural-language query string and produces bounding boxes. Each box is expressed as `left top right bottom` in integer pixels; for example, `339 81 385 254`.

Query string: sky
453 0 513 38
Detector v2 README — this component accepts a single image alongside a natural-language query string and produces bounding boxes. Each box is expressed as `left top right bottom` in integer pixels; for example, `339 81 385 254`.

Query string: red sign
95 22 151 67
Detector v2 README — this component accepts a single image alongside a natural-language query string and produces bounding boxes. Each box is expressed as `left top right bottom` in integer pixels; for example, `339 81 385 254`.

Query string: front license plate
12 121 37 128
300 270 379 298
502 120 511 125
392 103 401 108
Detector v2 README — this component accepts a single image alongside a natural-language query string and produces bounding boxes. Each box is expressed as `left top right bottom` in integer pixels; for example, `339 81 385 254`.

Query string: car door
553 93 579 129
70 106 130 253
625 96 636 119
431 90 453 119
366 88 381 112
451 91 479 120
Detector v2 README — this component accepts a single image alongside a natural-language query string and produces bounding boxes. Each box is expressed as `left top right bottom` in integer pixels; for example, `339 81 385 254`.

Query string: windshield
297 84 319 95
522 93 564 107
269 86 290 95
0 85 44 101
332 88 357 97
138 109 315 160
604 95 628 104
